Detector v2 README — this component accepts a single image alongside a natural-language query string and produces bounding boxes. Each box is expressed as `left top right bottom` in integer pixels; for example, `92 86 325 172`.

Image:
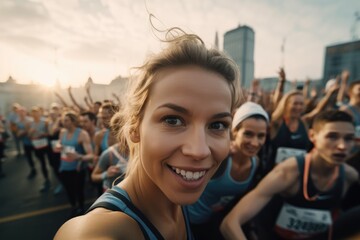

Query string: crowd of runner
1 61 359 239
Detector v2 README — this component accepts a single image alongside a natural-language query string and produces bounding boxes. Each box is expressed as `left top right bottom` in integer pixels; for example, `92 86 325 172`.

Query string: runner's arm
220 160 298 240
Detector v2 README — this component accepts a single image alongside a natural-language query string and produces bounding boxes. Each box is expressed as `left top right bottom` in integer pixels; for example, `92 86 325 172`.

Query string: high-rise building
223 25 255 89
323 40 360 86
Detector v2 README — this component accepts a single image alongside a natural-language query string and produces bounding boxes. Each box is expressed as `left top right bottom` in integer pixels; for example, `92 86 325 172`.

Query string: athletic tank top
30 120 47 139
188 156 257 224
87 186 194 240
274 154 344 239
16 118 32 145
270 120 310 168
59 128 85 172
100 129 109 153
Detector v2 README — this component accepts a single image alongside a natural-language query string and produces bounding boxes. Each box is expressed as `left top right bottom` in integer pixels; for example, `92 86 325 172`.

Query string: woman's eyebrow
157 103 231 119
157 103 188 114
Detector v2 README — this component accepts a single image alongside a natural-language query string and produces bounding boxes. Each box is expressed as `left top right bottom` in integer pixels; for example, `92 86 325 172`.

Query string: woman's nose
182 127 211 161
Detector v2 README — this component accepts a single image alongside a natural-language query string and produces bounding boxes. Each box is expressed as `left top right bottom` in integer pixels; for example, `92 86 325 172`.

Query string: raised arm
112 93 122 106
272 68 286 108
84 96 93 110
302 82 339 124
337 70 349 105
85 83 94 105
220 160 298 240
67 86 86 113
247 79 261 103
53 91 69 108
303 78 310 99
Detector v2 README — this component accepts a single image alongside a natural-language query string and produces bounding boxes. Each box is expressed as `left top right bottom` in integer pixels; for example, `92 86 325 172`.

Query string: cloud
0 0 359 86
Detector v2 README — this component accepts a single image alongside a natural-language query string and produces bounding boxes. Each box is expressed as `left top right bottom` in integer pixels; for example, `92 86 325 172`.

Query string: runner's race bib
275 147 307 164
51 140 61 153
61 146 76 162
32 138 48 149
275 203 332 238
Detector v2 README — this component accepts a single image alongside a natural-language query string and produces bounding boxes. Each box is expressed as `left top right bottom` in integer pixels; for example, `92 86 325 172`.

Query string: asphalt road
0 140 98 240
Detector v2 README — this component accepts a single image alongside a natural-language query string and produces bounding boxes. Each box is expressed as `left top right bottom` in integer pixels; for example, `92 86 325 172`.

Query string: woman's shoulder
94 129 106 139
54 209 144 240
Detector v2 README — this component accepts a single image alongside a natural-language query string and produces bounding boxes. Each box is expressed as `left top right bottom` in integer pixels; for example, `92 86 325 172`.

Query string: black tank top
269 120 311 171
287 154 344 209
274 154 344 239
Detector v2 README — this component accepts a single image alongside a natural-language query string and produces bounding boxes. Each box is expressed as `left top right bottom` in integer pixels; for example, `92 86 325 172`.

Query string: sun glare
37 79 55 89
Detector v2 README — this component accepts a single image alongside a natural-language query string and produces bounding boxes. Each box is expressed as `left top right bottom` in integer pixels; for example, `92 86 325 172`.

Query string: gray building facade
323 40 360 86
224 25 255 89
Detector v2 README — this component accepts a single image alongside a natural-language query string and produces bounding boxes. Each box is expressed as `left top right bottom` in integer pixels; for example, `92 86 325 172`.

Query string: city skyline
0 0 359 88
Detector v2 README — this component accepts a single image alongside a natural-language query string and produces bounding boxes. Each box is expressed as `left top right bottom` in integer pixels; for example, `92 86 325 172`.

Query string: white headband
232 102 269 130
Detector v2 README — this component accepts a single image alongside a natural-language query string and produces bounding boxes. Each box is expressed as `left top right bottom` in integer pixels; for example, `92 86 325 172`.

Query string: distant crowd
1 59 360 240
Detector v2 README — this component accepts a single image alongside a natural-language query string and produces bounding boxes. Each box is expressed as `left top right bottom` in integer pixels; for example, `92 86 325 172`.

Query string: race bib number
32 138 48 149
275 203 332 236
51 140 61 153
61 146 76 162
275 147 306 164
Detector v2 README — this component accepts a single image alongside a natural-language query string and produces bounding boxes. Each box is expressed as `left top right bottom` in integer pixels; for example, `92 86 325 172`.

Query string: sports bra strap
87 189 165 240
106 189 165 239
87 192 152 240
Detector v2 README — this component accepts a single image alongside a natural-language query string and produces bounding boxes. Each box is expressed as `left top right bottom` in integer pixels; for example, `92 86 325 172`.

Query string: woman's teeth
171 167 206 181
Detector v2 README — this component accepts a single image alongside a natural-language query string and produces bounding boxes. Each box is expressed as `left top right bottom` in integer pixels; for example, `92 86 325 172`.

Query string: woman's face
232 118 267 158
31 110 41 120
99 107 113 128
350 84 360 102
62 116 74 129
137 66 232 205
285 94 304 118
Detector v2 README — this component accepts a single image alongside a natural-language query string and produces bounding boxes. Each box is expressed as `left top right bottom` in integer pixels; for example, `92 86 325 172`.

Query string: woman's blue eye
210 122 228 130
164 117 182 126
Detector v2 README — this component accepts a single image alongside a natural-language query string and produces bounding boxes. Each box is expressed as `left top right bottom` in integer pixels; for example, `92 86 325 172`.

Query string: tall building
223 25 255 89
323 40 360 86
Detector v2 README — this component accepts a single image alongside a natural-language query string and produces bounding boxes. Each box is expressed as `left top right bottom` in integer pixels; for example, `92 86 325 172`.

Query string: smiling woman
54 27 241 240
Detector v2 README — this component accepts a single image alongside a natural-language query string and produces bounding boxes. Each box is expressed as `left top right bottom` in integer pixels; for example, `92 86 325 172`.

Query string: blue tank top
101 129 109 153
16 119 32 145
88 186 194 240
59 128 85 172
30 120 47 138
188 156 257 224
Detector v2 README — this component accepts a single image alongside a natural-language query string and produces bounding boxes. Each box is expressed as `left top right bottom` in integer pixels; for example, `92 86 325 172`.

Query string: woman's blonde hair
271 90 303 122
111 27 242 177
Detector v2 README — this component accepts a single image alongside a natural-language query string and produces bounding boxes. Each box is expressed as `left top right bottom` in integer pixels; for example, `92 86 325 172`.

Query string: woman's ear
231 126 239 139
308 128 316 145
130 128 140 143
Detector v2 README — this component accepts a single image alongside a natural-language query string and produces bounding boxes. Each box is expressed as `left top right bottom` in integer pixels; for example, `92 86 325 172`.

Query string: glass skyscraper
223 25 255 89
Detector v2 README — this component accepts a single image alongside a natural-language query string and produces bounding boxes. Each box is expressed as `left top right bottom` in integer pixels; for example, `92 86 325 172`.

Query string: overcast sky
0 0 359 88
